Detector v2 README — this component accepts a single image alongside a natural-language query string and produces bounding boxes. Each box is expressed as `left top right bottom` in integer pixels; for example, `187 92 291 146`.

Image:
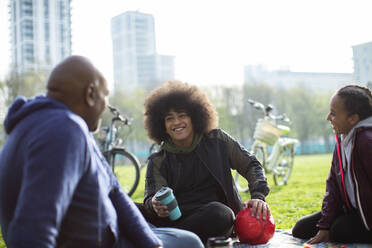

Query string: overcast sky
1 0 372 87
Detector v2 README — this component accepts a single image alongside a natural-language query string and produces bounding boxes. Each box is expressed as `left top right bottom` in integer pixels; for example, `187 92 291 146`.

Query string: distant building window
59 0 65 20
44 0 49 19
45 45 50 63
12 1 16 20
61 47 65 58
22 20 33 40
22 0 33 16
12 25 17 44
44 22 49 42
60 24 65 43
22 43 34 64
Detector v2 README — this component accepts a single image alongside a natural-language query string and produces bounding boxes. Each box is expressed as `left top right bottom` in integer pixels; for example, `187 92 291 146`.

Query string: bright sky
1 0 372 87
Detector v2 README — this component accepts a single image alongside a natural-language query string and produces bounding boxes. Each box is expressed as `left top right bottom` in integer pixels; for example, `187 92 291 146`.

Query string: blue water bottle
154 187 182 221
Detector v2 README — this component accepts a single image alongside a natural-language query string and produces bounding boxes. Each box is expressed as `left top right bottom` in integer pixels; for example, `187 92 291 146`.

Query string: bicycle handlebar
247 99 291 123
107 105 131 125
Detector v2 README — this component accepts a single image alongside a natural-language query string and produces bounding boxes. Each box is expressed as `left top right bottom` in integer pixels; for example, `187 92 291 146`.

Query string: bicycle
97 105 141 196
234 99 299 191
141 142 162 170
148 142 161 157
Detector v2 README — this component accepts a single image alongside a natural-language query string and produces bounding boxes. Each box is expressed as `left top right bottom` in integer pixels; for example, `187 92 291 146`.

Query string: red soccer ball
235 206 275 245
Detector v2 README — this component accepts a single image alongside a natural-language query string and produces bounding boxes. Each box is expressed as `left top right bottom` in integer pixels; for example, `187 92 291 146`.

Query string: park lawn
0 232 3 248
260 153 330 228
0 153 331 247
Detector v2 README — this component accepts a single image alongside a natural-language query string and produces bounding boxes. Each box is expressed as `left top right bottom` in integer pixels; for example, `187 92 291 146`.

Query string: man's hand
306 230 330 244
243 199 270 220
152 195 169 218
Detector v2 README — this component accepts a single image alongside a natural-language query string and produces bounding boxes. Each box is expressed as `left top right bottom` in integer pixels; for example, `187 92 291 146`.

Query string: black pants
292 211 372 243
143 201 235 244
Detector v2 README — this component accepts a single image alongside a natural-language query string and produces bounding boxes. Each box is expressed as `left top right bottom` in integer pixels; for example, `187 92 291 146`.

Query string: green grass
0 232 3 248
263 154 330 228
0 153 331 247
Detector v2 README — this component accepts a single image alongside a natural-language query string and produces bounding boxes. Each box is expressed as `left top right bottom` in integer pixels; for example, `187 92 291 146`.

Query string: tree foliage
100 87 151 154
0 69 334 155
205 83 332 153
4 69 49 106
0 69 50 145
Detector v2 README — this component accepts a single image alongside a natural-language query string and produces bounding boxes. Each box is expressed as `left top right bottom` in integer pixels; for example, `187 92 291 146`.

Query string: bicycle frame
234 99 299 189
101 105 130 152
97 105 141 196
252 137 298 174
104 123 114 151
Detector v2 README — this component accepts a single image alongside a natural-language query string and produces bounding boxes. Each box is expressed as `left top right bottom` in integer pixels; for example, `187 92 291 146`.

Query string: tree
4 69 49 106
206 83 277 148
367 81 372 90
0 70 49 145
242 82 277 137
216 82 333 155
313 92 333 152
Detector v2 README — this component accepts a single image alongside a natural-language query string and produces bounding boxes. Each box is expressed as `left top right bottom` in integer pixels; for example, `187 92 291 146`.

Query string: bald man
0 56 203 248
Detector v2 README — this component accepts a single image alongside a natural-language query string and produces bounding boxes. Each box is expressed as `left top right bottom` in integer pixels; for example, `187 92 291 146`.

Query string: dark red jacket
318 127 372 231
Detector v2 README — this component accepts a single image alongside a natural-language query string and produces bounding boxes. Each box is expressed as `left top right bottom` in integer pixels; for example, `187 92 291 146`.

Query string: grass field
0 234 3 248
0 153 331 247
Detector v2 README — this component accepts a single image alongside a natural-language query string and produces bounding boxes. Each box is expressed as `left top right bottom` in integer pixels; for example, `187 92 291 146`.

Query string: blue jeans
115 224 204 248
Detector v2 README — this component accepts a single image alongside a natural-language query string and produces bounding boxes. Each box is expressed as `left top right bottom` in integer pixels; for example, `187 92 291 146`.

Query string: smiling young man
164 110 194 147
142 81 270 243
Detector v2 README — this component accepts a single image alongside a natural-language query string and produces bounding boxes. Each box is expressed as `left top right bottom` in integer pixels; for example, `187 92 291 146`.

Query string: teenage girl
292 84 372 244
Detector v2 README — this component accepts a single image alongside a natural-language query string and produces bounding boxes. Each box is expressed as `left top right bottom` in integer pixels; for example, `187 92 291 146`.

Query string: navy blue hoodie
0 96 161 247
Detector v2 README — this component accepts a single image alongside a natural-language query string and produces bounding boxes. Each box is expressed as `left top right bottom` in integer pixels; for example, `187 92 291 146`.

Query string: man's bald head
47 55 104 105
47 55 109 131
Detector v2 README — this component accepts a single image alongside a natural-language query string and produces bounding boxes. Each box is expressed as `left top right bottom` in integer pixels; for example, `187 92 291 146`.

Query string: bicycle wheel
234 146 265 193
273 145 294 185
109 148 141 196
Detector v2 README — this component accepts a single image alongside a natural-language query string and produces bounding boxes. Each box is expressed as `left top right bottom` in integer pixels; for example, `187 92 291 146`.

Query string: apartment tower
111 11 174 91
9 0 72 73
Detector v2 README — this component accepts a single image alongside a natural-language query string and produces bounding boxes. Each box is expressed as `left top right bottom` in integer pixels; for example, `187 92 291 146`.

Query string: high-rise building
352 41 372 86
9 0 72 73
111 11 174 91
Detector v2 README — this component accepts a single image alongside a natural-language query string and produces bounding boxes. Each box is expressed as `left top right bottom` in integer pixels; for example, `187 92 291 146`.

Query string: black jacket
144 129 270 216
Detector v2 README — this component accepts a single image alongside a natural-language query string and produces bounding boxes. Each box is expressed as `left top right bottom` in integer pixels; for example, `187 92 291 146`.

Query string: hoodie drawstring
335 134 352 210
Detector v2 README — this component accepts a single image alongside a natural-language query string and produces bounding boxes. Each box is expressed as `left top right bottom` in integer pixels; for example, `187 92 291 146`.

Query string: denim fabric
115 224 204 248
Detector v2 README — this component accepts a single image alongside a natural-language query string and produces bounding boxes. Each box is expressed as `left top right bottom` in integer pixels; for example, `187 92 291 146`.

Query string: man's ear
349 113 360 126
85 83 96 107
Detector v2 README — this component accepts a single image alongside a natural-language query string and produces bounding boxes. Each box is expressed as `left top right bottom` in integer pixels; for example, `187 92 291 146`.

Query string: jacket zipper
195 151 228 201
351 152 370 231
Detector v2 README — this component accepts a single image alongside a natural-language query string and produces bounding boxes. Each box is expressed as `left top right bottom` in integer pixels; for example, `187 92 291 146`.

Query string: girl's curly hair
144 80 218 144
337 84 372 121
